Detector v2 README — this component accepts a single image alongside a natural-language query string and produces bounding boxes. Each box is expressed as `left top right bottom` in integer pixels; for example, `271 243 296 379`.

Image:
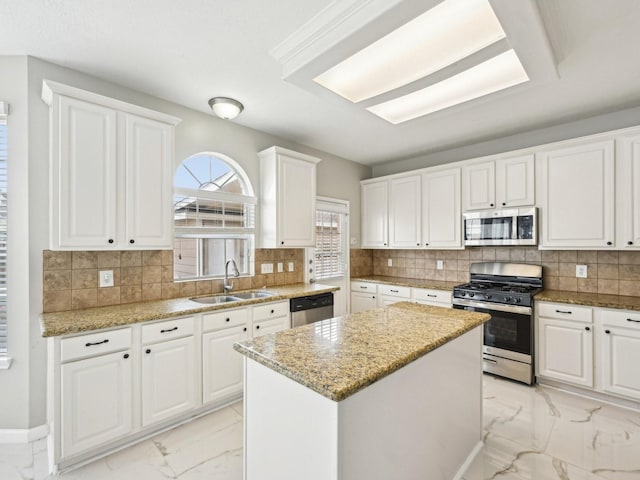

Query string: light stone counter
234 301 489 401
536 290 640 311
40 283 338 337
351 274 459 291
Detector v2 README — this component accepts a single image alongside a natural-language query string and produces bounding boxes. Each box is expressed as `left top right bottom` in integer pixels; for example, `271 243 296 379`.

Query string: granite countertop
233 301 490 402
351 275 459 291
536 290 640 311
40 283 339 337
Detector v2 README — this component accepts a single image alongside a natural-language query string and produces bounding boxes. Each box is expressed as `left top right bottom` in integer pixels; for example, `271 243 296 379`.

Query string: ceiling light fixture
367 49 529 124
208 97 244 120
313 0 506 103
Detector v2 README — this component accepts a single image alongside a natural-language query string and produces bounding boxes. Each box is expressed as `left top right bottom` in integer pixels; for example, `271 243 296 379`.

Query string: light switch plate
261 263 273 274
288 262 294 272
99 270 114 288
277 262 283 273
436 260 444 270
576 264 588 278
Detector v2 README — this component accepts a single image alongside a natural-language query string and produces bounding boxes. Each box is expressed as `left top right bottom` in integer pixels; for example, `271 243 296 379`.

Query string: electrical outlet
576 264 588 278
277 262 283 273
388 258 393 267
99 270 114 288
288 262 294 272
436 260 444 270
261 263 273 274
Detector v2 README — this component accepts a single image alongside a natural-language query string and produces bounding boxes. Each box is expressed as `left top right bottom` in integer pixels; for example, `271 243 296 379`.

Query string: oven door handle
452 298 532 315
483 357 498 364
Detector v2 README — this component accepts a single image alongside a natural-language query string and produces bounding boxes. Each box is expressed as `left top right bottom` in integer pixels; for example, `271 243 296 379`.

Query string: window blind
0 103 8 356
315 210 345 280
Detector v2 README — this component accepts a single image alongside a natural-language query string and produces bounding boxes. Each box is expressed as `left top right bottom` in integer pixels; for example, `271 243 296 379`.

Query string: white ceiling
2 0 640 166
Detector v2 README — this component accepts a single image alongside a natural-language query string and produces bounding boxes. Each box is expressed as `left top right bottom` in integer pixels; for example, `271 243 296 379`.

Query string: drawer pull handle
360 286 368 289
390 289 399 293
483 358 497 364
555 309 572 314
605 330 611 334
160 327 178 333
427 294 437 298
85 339 109 347
627 318 640 323
270 309 274 314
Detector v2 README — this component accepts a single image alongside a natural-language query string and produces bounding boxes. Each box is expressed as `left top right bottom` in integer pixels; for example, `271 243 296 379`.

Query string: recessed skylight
367 49 529 124
313 0 506 103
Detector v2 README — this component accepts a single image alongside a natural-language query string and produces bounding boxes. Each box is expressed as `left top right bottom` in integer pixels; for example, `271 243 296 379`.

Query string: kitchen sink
189 295 242 304
232 291 274 300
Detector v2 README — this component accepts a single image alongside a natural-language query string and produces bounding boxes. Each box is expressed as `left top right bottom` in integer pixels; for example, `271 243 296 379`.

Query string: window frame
0 101 10 368
173 152 256 282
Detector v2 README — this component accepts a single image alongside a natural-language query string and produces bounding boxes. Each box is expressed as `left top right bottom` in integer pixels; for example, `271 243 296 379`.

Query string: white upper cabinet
537 140 615 249
42 80 180 250
462 155 534 211
463 161 495 211
496 155 535 208
617 134 640 249
361 180 389 248
422 168 462 248
259 146 320 248
389 175 421 248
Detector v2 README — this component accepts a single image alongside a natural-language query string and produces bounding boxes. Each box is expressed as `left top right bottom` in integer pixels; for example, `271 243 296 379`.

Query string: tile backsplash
350 248 640 297
43 248 304 313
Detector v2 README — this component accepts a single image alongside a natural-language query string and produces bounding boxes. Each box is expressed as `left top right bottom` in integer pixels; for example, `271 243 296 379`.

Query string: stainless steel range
452 262 542 385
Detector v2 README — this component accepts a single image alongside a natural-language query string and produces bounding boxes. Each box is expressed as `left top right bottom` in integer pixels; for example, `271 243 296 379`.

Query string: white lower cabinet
598 310 640 401
141 335 197 426
50 298 293 471
350 281 377 313
61 349 132 458
537 316 593 387
537 302 640 403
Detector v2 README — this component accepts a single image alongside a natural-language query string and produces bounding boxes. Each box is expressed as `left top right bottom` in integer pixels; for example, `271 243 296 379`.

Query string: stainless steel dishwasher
290 292 334 327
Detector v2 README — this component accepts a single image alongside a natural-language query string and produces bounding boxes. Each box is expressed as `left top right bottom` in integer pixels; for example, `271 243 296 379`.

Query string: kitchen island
234 301 490 480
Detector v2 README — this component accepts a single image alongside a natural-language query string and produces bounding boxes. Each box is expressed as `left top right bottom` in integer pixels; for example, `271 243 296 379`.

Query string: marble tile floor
1 377 639 479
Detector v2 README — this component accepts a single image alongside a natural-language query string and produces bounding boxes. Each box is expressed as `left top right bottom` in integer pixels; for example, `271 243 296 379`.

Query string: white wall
372 105 640 177
0 57 32 429
0 55 371 429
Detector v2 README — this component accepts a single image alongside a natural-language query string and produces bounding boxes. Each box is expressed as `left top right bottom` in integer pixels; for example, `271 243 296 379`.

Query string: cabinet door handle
243 327 247 332
160 326 178 333
424 243 429 246
417 243 420 246
502 202 506 206
585 326 590 331
270 309 274 314
628 241 634 246
146 348 151 354
605 329 611 334
256 325 260 330
606 241 612 246
281 241 285 245
225 318 230 322
123 353 129 359
107 238 114 244
627 318 640 323
129 239 135 244
85 339 109 347
490 203 494 207
555 309 572 314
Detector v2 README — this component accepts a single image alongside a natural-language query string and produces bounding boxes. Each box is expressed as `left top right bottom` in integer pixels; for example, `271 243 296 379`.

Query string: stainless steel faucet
224 258 240 293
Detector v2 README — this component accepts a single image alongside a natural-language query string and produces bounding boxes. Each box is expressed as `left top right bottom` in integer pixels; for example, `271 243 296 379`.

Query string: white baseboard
0 423 49 444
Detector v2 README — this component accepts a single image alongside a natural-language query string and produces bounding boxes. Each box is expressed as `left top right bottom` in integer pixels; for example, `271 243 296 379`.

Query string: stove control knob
486 294 492 300
515 297 521 304
504 296 510 302
469 292 475 298
461 291 466 296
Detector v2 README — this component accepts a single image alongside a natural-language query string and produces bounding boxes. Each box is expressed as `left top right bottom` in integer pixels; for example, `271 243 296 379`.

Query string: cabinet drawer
537 302 592 323
351 281 378 293
412 288 452 305
378 284 411 298
61 327 132 363
600 309 640 329
142 316 194 345
253 301 289 321
202 308 249 333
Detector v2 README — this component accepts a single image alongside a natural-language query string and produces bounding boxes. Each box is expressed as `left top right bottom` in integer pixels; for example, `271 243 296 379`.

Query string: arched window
173 153 256 280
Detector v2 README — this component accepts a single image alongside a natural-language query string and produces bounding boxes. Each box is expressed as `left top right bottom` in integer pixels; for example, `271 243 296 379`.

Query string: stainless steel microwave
463 207 537 246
